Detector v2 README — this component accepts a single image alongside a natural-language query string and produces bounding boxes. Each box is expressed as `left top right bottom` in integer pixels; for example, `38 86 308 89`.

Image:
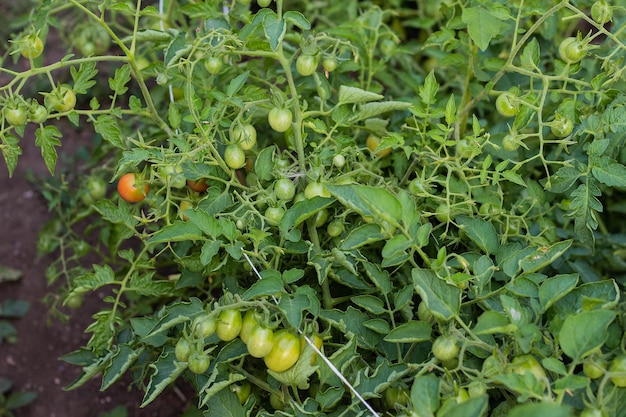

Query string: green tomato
29 104 48 124
383 386 410 409
175 338 192 362
323 56 338 73
332 154 346 169
188 351 211 374
591 0 612 25
580 409 609 417
193 314 217 339
240 310 261 344
559 37 587 64
4 107 28 127
205 56 223 74
232 123 257 151
550 116 574 138
258 0 272 7
268 107 293 133
314 208 329 228
64 292 84 309
435 203 451 223
296 54 318 76
274 178 296 201
265 206 285 226
50 86 77 113
158 164 186 189
19 35 44 59
231 381 252 404
224 144 246 169
432 335 459 362
583 357 606 380
609 355 626 387
246 325 275 358
417 302 434 323
495 92 519 117
264 330 301 372
326 220 344 237
216 309 243 341
502 133 521 152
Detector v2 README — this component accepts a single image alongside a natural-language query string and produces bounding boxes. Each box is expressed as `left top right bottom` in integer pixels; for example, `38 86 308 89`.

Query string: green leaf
351 101 412 122
337 85 383 104
419 71 439 105
0 133 22 177
327 184 402 225
538 273 578 313
268 340 319 390
70 61 98 94
226 71 249 97
141 346 187 407
362 261 392 295
473 310 516 335
5 391 37 409
520 37 540 69
35 125 62 175
283 11 311 30
242 272 283 300
409 374 439 417
0 300 29 318
591 156 626 187
412 268 461 321
263 12 285 51
352 295 386 315
109 64 131 95
519 240 572 274
456 216 499 254
168 102 181 129
462 6 504 51
438 395 488 417
149 221 204 244
508 403 573 417
0 266 22 283
570 181 602 249
203 379 246 416
94 114 124 149
73 264 116 293
64 351 115 391
164 31 191 66
559 309 616 360
340 223 386 250
384 321 432 343
279 197 335 242
101 344 143 390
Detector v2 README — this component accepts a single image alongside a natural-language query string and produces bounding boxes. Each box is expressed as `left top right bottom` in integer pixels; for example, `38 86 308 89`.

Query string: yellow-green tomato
193 314 217 338
240 310 261 344
264 330 301 372
216 309 243 341
609 355 626 387
432 335 459 362
246 325 275 358
511 355 547 381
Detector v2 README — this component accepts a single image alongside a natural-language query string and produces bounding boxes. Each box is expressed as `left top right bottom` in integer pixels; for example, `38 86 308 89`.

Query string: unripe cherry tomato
231 381 252 404
366 135 391 157
511 354 547 381
224 144 246 169
502 133 521 152
559 37 587 64
264 330 301 372
175 338 192 362
258 0 272 7
19 35 44 59
591 0 613 24
609 355 626 387
232 123 257 151
326 220 344 237
193 314 217 338
495 92 519 117
550 116 574 138
50 86 77 113
296 54 318 76
265 206 285 226
274 178 296 201
304 182 331 199
117 173 149 203
432 335 459 362
29 104 48 124
323 56 338 73
205 56 223 74
4 107 28 127
216 309 243 341
240 310 261 344
268 107 293 132
188 351 211 374
246 325 275 358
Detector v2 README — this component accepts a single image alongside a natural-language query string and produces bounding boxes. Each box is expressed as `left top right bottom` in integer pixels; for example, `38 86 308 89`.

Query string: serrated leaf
94 115 124 149
591 156 626 187
384 321 431 343
0 133 22 177
35 125 62 175
149 221 204 244
337 85 383 104
570 181 602 249
141 346 187 407
164 31 191 66
73 264 116 293
109 64 131 95
351 295 386 315
203 380 246 416
71 61 98 94
101 344 143 390
226 71 249 97
64 351 115 391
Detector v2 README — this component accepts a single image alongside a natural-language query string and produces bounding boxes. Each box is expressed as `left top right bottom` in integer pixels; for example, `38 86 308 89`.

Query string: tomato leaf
412 268 461 321
262 12 285 51
35 125 61 175
538 273 578 313
559 309 616 360
101 344 143 390
141 346 187 407
384 321 431 343
507 403 573 417
462 5 506 52
409 374 440 417
456 216 499 255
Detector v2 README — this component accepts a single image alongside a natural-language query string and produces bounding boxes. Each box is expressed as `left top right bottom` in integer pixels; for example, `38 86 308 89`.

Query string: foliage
2 0 626 416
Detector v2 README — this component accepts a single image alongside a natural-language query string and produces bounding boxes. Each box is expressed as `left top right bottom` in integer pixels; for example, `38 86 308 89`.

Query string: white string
243 254 381 417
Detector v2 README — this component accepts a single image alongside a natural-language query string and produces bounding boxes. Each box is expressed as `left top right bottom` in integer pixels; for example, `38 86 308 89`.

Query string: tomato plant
6 1 626 416
18 34 44 59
